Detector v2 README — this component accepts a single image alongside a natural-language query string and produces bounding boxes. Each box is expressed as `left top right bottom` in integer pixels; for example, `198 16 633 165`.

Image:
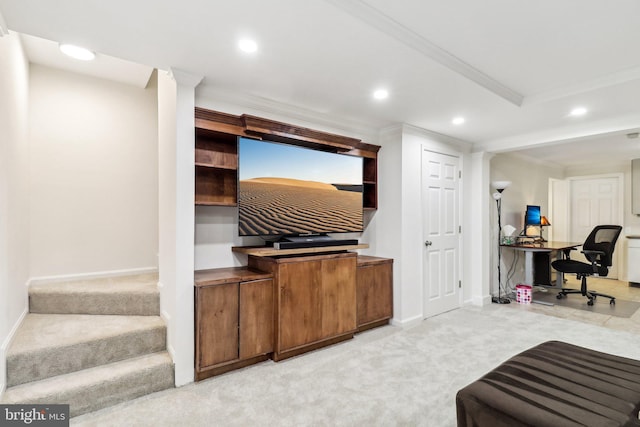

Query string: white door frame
421 147 463 318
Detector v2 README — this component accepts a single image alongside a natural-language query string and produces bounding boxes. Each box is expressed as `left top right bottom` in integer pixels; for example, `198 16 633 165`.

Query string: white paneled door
570 175 622 278
422 149 461 318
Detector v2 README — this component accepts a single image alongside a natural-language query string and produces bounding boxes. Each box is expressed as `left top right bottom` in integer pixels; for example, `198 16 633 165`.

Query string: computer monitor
524 205 541 237
525 205 541 225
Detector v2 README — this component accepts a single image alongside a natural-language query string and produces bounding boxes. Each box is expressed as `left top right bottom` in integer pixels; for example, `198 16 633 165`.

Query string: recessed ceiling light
59 43 96 61
373 89 388 100
570 107 587 116
452 117 465 125
238 39 258 53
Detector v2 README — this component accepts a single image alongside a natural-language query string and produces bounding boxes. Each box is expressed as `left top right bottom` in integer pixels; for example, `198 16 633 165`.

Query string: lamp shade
491 181 511 192
540 216 551 226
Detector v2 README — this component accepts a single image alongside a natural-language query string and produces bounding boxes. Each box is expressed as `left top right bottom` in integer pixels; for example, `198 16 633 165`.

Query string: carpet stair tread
6 313 166 387
29 273 159 315
1 351 174 417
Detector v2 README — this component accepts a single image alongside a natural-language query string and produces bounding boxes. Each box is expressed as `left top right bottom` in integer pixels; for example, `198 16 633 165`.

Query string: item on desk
516 236 537 244
500 236 514 245
503 224 516 237
500 224 517 245
515 284 532 304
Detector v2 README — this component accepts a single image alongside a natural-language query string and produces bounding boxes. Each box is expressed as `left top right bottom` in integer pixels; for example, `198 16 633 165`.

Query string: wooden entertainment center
192 107 392 381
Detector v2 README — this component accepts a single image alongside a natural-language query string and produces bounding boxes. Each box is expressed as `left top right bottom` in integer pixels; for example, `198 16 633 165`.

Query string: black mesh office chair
552 225 622 306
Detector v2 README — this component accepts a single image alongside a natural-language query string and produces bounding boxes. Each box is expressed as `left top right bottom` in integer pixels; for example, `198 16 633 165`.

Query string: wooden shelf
195 167 237 206
362 157 377 209
194 123 238 206
195 162 237 170
195 129 237 168
232 244 369 257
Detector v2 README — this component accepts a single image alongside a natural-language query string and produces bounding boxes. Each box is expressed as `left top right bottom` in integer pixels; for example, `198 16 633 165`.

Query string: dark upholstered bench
456 341 640 427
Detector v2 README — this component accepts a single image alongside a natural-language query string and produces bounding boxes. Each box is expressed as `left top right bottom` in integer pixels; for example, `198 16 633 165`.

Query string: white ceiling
19 34 154 88
1 0 640 167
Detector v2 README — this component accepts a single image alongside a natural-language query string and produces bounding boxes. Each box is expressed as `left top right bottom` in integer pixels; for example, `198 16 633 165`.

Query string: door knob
425 241 433 247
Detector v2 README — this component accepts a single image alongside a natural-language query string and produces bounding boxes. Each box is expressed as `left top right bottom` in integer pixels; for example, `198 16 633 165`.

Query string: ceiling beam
523 66 640 105
325 0 523 106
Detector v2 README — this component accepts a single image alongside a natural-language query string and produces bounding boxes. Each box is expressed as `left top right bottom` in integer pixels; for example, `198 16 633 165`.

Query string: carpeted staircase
1 274 175 417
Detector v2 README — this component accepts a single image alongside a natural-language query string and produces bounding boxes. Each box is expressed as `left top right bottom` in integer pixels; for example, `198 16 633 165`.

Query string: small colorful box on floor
515 284 532 304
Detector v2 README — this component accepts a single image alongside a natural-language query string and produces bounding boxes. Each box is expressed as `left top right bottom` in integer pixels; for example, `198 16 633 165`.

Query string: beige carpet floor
71 304 640 427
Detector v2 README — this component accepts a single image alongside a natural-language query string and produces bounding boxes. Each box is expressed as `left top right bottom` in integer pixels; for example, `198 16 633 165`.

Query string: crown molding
168 67 203 89
325 0 523 106
401 123 473 151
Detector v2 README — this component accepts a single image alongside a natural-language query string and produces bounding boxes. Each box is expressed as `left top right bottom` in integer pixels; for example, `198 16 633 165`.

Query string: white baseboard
28 266 158 287
390 314 423 329
470 294 493 306
160 307 174 357
0 306 28 397
166 342 176 364
160 308 171 327
463 294 492 307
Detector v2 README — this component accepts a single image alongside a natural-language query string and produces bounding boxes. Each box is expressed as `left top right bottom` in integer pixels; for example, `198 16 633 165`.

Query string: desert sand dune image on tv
238 177 363 236
238 137 363 236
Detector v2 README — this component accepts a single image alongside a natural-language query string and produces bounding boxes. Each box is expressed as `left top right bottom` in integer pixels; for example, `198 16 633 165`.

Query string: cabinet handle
425 241 433 247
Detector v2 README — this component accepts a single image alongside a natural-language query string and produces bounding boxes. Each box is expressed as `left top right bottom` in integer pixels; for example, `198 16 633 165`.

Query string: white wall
28 65 159 280
490 153 564 290
374 125 404 321
0 31 30 394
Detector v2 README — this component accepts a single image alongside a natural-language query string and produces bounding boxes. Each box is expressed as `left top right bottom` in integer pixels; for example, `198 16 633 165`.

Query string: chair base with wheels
556 272 615 306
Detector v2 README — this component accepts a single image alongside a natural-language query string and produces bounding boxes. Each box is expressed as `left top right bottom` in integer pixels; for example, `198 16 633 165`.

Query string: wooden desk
501 241 581 287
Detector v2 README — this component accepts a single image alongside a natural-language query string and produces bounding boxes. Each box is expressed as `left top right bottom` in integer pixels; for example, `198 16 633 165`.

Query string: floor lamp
492 181 511 304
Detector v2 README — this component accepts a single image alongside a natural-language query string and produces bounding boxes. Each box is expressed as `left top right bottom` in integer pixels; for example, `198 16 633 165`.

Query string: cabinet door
357 262 393 327
278 261 322 351
197 283 239 368
240 278 273 359
321 257 357 337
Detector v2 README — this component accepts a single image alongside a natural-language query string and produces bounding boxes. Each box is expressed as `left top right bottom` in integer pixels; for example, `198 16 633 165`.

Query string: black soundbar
273 239 359 250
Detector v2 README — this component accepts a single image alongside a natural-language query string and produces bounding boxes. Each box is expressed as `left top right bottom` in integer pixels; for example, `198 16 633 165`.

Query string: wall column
469 151 493 305
158 68 202 386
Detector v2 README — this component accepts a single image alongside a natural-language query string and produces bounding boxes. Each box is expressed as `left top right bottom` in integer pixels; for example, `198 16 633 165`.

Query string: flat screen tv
237 137 363 237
